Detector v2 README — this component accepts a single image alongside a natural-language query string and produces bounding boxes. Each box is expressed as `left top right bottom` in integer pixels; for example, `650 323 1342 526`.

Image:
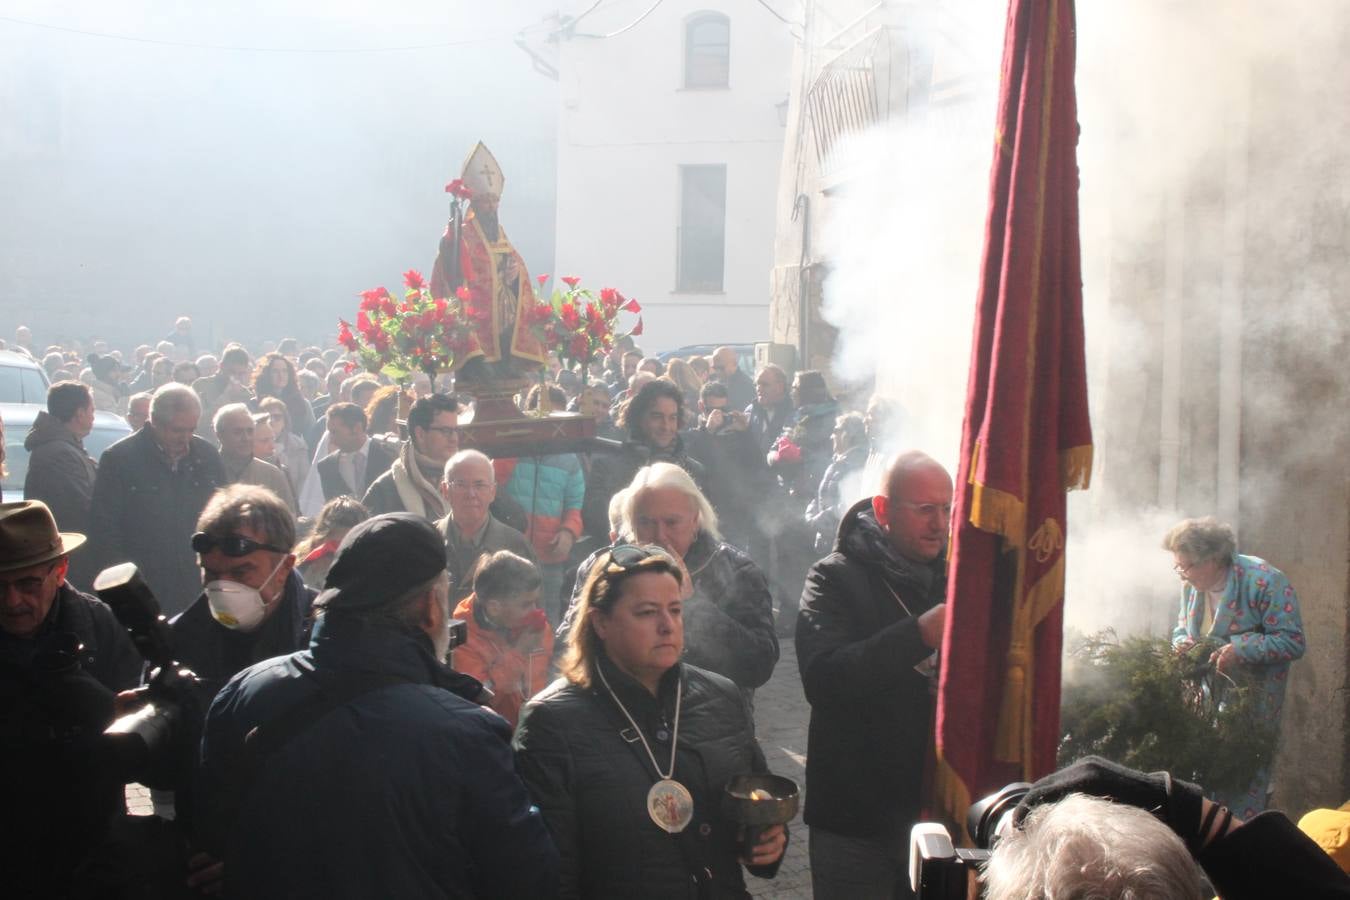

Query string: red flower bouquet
527 274 642 371
338 269 481 383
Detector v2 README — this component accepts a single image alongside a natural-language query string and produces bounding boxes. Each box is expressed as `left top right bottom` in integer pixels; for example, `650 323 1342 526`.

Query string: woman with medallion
514 544 787 899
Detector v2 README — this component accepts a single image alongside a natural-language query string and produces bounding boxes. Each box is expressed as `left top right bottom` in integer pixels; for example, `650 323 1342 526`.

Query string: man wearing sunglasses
169 484 315 698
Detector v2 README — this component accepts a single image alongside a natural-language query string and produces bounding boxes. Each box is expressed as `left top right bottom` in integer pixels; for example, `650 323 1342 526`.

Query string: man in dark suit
315 402 393 502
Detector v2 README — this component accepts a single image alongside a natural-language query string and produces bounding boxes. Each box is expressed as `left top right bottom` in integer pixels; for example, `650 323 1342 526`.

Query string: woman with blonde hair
515 544 786 899
664 359 703 409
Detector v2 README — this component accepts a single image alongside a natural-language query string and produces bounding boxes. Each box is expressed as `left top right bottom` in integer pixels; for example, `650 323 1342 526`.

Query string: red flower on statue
445 179 473 200
537 274 550 287
403 270 426 290
560 302 580 330
455 285 472 302
562 276 581 289
600 287 618 304
337 320 358 351
622 297 642 313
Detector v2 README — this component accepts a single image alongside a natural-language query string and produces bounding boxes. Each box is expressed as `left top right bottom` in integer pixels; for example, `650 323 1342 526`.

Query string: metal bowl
722 773 800 827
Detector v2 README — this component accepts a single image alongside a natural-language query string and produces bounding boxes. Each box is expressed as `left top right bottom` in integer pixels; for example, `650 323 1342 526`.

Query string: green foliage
1059 630 1275 791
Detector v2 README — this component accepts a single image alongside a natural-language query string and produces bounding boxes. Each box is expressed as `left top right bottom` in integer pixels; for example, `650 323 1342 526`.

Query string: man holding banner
796 452 952 899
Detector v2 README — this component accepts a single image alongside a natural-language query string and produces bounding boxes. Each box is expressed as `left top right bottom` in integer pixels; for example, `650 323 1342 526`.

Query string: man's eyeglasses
0 561 59 597
446 479 493 494
1173 560 1201 576
423 426 460 439
191 532 286 557
898 501 954 519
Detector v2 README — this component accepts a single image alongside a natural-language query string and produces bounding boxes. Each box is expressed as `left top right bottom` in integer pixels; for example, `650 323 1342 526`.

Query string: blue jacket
197 613 559 899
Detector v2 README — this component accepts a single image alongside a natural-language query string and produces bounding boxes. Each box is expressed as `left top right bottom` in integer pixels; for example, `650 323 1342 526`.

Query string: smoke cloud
820 0 1350 637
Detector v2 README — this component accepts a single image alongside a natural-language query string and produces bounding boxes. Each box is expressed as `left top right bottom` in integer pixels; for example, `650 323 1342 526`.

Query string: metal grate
805 26 890 173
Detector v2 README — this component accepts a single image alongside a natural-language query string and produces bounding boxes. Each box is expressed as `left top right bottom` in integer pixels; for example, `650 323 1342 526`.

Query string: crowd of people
0 318 1342 900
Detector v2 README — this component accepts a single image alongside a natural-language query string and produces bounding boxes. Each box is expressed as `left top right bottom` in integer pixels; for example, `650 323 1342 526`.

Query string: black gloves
1014 756 1208 853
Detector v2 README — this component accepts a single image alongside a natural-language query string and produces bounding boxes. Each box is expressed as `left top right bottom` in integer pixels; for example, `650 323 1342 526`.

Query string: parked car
1 402 132 499
0 351 50 404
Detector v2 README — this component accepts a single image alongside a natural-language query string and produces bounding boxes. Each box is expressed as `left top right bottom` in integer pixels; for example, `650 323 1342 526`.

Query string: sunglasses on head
191 532 286 557
604 543 671 572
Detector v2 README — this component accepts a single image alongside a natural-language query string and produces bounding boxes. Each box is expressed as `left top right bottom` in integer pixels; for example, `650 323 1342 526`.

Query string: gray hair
608 487 630 538
834 411 867 452
149 382 202 425
212 401 253 434
621 462 720 542
196 484 296 552
982 793 1205 900
442 449 495 485
1162 516 1237 567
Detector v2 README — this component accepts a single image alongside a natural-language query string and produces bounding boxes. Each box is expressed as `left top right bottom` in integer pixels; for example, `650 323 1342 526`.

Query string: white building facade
548 1 796 352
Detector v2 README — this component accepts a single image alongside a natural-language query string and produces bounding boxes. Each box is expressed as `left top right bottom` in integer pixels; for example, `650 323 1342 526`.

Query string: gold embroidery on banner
1028 518 1063 565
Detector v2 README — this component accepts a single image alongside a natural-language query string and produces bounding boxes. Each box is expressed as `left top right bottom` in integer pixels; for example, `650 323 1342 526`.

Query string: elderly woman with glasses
1163 516 1305 819
515 544 787 900
562 462 778 694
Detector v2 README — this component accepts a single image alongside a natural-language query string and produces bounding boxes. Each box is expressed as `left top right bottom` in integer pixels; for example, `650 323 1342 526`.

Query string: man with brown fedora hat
0 499 140 690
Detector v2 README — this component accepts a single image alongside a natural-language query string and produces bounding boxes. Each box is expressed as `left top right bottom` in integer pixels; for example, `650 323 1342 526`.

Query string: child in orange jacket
452 550 553 729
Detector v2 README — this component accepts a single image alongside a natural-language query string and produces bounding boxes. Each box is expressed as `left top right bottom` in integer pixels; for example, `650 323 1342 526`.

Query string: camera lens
966 782 1031 848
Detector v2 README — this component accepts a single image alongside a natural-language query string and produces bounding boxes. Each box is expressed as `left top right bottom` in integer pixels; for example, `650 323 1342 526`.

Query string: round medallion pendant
647 778 695 833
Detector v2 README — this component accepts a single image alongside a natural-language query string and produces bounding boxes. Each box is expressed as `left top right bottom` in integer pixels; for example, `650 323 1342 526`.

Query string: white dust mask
205 556 287 632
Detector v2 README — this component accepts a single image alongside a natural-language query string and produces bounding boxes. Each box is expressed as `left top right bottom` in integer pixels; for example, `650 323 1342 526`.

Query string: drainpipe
792 193 811 368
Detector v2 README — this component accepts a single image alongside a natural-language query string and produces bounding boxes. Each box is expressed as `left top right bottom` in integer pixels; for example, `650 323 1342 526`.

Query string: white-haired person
983 756 1350 900
561 462 778 694
515 544 787 899
1164 516 1305 819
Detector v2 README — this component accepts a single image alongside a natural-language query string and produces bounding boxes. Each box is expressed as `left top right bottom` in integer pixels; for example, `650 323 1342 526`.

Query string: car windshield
0 366 49 404
2 421 129 497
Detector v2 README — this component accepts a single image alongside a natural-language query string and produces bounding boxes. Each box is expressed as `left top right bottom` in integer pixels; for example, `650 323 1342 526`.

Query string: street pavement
749 636 813 898
129 638 819 896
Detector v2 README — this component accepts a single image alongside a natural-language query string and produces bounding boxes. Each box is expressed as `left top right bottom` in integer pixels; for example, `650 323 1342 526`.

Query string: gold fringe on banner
1059 444 1094 491
993 553 1066 766
933 754 974 840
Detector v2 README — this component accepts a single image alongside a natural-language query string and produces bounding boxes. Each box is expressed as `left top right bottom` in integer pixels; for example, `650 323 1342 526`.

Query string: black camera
909 782 1030 900
448 617 467 650
95 562 205 790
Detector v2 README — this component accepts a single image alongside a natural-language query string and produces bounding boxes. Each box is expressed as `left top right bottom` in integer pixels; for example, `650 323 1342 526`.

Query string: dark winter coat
23 412 98 537
745 398 793 456
85 427 226 616
196 613 559 900
684 424 766 553
805 445 870 553
768 400 839 502
562 532 778 691
0 582 142 692
716 366 756 414
795 496 946 837
581 436 707 541
0 583 143 898
514 657 782 900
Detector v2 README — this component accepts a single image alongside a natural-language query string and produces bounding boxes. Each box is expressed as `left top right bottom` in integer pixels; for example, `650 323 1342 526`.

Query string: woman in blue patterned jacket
1164 516 1305 819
